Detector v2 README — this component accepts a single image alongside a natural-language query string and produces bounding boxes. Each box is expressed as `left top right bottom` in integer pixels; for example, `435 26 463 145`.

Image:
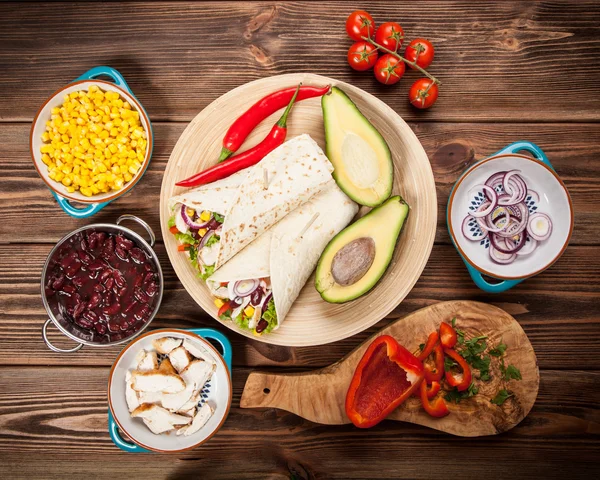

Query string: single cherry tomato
375 22 404 51
373 54 405 85
345 10 376 41
409 78 439 109
404 38 435 69
347 41 378 71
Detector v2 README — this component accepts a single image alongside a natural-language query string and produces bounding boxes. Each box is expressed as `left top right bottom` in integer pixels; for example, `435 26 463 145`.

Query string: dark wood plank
0 366 598 479
1 1 600 123
1 122 598 245
1 243 598 369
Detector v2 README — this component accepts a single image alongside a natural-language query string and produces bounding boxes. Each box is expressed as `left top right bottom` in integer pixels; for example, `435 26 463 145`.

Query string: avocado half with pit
322 86 394 207
315 195 409 303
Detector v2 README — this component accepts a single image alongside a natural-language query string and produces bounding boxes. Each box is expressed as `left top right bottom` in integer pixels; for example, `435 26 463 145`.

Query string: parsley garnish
491 389 513 406
489 341 507 357
500 359 522 381
186 245 198 262
444 356 458 371
444 382 479 404
213 212 225 223
419 343 425 352
451 317 456 328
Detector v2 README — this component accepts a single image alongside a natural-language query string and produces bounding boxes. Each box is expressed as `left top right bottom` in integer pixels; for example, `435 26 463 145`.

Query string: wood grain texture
1 1 600 123
241 301 539 436
1 243 598 369
160 73 436 346
1 121 599 245
1 1 599 477
0 366 598 479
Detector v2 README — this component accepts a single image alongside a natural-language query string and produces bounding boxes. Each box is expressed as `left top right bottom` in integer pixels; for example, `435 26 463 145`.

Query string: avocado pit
331 237 376 286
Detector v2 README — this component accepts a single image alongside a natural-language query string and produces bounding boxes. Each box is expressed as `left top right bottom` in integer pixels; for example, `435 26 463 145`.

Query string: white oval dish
108 329 231 453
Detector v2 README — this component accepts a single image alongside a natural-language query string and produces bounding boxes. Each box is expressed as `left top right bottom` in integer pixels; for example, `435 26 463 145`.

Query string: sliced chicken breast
176 403 214 436
169 346 192 373
132 404 191 435
131 371 186 393
153 337 183 354
125 371 140 413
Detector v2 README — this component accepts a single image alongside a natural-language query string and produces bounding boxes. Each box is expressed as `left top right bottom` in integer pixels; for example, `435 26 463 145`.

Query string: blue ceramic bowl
30 66 154 218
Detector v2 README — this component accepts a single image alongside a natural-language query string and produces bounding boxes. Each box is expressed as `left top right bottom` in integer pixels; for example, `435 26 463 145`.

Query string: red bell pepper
444 348 472 392
439 321 457 348
424 381 441 399
169 226 179 235
417 331 439 361
424 342 444 383
420 380 450 417
346 335 424 428
217 301 232 317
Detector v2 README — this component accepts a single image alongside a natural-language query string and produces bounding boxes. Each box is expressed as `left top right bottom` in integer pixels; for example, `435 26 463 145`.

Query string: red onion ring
181 204 213 230
469 185 497 218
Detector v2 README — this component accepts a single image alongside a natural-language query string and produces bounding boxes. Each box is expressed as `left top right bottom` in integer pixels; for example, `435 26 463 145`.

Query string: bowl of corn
30 66 153 218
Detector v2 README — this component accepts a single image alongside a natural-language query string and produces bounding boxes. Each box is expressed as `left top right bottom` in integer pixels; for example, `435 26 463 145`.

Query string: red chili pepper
176 84 302 188
439 321 457 348
217 301 231 317
345 335 424 428
217 84 331 161
417 331 439 361
444 348 472 392
424 342 444 383
169 226 179 235
420 380 450 417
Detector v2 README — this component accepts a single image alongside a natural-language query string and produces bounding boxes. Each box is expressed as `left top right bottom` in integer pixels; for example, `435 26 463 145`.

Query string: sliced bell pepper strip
444 348 472 392
217 301 232 317
177 243 192 252
169 225 179 235
346 335 424 428
420 380 450 417
417 331 439 361
439 321 457 348
424 381 441 399
424 342 444 383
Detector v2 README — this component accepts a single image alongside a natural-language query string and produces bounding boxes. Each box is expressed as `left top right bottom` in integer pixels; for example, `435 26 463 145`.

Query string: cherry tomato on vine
409 78 439 109
345 10 375 41
404 38 435 69
374 54 405 85
374 22 404 52
347 41 378 71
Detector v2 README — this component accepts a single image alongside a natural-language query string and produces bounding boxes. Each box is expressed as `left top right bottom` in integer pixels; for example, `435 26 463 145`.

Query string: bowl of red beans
41 215 163 352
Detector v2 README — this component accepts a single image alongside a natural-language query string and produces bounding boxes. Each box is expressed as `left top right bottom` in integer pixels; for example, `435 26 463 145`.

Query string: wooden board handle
240 370 350 425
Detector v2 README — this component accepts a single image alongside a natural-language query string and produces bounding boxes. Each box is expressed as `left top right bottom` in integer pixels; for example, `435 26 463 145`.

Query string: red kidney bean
116 235 134 250
65 259 82 277
144 272 156 284
82 310 98 323
61 284 76 295
104 277 114 291
100 268 112 283
93 283 105 293
73 302 86 319
96 232 106 244
115 246 128 261
78 249 94 265
145 281 158 297
102 236 115 257
134 288 149 304
110 332 124 341
134 273 144 288
255 319 269 333
117 286 128 298
88 260 105 272
124 300 138 313
87 292 102 309
113 269 126 288
94 322 107 335
103 302 121 316
45 287 55 298
107 320 120 333
51 274 65 290
75 316 93 329
129 248 146 264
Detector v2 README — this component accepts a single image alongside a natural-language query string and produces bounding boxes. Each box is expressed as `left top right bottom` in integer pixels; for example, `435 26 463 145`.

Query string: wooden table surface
1 2 599 478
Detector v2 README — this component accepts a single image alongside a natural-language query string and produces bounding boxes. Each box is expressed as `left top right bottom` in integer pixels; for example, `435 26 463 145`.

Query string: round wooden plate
160 73 437 346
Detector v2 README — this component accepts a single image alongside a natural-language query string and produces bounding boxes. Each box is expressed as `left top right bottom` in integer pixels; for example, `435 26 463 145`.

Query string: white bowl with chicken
108 328 232 452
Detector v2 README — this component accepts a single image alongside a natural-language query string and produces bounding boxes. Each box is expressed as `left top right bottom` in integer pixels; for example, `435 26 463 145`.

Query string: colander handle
465 263 523 293
189 328 233 377
75 66 132 93
493 141 554 171
108 411 148 453
52 192 110 219
42 319 83 353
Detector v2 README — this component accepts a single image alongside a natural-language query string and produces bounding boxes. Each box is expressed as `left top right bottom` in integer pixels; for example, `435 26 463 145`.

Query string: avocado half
322 87 394 207
315 195 409 303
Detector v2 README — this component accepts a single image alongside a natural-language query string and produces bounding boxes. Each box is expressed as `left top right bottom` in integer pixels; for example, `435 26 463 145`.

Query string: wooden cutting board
240 301 539 437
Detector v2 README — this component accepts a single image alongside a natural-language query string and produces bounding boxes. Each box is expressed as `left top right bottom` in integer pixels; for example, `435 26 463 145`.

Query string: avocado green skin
315 195 410 303
321 87 394 207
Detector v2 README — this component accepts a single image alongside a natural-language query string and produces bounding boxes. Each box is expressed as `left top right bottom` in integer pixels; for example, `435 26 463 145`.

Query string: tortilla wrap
169 134 335 270
207 181 358 330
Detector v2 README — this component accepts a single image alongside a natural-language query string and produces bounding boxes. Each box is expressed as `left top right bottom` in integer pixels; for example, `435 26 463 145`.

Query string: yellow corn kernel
61 176 72 187
200 211 211 222
198 228 207 237
214 298 225 309
124 172 132 182
244 306 255 318
112 177 124 190
66 186 76 193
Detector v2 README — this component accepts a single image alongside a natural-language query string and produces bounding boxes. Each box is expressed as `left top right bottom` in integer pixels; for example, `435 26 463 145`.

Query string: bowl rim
41 222 163 347
29 79 153 204
448 153 574 280
107 328 233 453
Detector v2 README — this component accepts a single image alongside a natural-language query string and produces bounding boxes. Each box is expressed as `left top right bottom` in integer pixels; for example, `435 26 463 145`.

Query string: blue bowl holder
49 66 153 218
447 141 554 293
108 328 233 453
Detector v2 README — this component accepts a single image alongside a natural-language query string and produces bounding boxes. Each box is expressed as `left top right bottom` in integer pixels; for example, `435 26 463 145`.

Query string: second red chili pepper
176 84 302 188
218 84 331 162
